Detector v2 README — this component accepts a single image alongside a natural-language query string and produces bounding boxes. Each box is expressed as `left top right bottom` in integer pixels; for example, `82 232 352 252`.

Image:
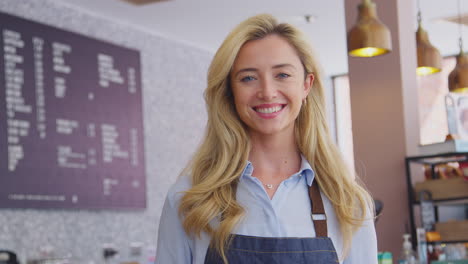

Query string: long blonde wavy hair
179 14 374 263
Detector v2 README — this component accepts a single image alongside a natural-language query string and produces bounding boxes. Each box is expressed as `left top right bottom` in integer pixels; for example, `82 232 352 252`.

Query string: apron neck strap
309 180 328 237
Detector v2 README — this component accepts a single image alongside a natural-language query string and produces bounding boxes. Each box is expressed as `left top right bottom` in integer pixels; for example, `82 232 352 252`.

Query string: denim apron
204 180 339 263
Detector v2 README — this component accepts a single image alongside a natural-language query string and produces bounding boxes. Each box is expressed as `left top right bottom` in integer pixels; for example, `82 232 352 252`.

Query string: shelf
406 152 468 250
406 152 468 165
427 240 468 244
413 197 468 206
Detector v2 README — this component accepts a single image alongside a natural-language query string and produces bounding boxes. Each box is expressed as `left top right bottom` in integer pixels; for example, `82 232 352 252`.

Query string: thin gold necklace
264 183 279 189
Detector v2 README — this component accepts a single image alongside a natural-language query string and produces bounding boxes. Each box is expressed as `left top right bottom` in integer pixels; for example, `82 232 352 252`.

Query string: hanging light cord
458 0 464 53
417 0 422 25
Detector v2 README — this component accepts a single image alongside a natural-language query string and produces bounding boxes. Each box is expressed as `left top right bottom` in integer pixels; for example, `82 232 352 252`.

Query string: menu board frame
0 11 147 210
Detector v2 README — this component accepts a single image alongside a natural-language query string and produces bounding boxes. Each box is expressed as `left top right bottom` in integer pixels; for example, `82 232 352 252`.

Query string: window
417 57 455 145
332 74 355 173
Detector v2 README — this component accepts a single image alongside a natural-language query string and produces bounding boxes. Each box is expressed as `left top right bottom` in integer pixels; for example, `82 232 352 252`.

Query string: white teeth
256 106 283 114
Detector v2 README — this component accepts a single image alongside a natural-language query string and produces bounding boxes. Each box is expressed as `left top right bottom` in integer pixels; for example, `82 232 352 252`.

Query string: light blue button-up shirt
156 157 378 264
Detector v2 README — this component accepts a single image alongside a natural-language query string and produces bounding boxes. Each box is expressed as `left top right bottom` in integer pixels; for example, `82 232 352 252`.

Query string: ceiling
56 0 468 76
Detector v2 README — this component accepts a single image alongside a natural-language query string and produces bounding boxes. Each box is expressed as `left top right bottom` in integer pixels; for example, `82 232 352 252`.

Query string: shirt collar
241 160 254 179
299 154 315 186
239 155 315 185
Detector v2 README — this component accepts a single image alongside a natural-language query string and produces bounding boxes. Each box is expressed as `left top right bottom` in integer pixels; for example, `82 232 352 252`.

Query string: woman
156 14 377 264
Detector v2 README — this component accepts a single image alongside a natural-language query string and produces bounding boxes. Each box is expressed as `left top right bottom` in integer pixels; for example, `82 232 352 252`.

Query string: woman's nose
257 77 277 100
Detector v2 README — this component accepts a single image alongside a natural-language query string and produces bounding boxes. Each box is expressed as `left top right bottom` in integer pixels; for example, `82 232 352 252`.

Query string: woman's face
230 34 313 138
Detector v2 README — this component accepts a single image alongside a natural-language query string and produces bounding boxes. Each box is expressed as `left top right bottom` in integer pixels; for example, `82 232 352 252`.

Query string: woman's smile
252 103 286 119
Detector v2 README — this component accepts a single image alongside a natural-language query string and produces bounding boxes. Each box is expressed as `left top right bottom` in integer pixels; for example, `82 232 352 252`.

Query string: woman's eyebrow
234 68 258 78
272 63 296 70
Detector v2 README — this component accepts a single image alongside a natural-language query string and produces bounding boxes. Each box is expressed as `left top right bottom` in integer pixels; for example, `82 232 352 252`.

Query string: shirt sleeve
343 206 378 264
156 190 192 264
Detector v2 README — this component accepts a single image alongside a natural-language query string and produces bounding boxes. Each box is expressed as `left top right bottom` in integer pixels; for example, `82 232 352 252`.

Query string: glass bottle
398 234 418 264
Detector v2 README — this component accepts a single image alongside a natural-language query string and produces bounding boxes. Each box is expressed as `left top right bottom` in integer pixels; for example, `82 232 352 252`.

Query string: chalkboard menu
0 12 146 209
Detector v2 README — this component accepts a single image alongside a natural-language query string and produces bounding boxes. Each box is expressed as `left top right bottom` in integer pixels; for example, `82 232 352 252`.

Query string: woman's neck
248 130 301 180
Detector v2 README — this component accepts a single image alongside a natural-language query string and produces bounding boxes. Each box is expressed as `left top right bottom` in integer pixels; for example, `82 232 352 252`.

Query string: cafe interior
1 0 468 263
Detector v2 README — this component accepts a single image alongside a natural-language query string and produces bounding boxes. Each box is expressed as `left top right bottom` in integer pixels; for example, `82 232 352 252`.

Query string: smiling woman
156 14 377 264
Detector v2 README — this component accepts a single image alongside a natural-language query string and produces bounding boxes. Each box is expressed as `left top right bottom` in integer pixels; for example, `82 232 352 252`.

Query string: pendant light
449 0 468 93
347 0 392 57
416 0 442 76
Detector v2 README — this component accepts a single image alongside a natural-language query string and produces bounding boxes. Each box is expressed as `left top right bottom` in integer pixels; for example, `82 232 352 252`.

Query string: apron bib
204 180 339 264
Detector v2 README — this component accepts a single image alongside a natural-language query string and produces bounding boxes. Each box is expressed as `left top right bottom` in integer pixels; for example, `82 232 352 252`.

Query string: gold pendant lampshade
347 0 392 57
449 0 468 93
416 16 442 75
448 49 468 93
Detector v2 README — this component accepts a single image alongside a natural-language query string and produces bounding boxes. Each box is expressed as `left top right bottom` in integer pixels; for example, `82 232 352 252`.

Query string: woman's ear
303 73 314 97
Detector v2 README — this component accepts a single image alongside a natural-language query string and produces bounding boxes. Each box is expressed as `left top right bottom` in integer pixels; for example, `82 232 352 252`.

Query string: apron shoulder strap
308 180 328 237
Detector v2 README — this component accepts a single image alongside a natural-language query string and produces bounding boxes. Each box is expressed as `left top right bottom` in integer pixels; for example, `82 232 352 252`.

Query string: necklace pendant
265 184 273 189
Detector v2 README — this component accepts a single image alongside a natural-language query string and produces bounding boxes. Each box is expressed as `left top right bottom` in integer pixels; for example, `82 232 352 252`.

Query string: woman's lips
253 104 286 119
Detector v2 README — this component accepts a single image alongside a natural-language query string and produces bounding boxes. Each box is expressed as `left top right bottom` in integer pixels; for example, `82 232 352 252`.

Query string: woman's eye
240 76 256 82
277 73 290 79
